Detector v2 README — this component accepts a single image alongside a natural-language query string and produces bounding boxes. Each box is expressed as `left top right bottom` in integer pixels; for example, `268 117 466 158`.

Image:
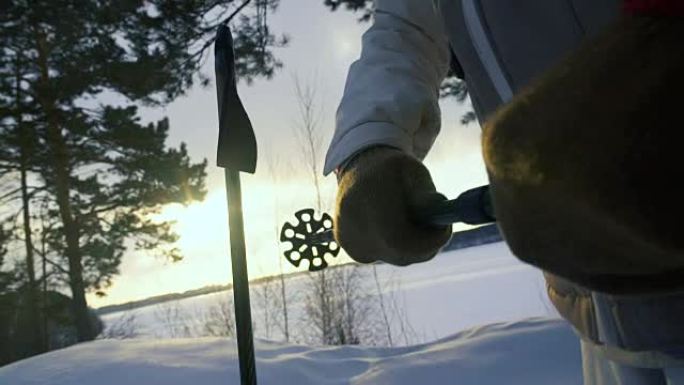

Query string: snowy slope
0 318 582 385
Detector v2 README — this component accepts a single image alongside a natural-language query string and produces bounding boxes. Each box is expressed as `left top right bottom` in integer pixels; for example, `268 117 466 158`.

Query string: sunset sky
87 0 488 308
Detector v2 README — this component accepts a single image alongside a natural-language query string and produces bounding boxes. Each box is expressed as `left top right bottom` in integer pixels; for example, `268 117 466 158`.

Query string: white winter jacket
324 0 619 175
324 0 449 175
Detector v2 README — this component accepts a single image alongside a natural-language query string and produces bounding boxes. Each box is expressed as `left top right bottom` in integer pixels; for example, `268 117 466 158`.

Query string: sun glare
88 175 338 307
155 191 229 255
147 176 339 291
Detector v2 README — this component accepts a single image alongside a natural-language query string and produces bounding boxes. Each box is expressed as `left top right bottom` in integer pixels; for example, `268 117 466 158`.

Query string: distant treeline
96 285 230 315
96 272 308 315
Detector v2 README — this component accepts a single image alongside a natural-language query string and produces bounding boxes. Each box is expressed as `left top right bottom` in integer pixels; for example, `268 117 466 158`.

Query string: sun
151 178 305 288
155 190 229 255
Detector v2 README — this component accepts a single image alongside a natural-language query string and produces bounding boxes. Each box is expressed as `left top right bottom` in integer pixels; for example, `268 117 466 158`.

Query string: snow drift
0 318 582 385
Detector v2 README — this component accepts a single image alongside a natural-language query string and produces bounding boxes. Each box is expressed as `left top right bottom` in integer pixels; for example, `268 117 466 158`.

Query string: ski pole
215 24 257 385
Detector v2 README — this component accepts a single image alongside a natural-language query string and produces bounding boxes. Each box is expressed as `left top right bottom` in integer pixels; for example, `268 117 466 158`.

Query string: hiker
326 1 684 383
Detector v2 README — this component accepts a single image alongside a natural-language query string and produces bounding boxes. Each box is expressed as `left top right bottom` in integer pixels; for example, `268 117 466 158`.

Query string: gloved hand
482 14 684 294
334 147 452 266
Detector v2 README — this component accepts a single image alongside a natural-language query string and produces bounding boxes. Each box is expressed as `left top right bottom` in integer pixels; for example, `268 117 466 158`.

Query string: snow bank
0 318 582 385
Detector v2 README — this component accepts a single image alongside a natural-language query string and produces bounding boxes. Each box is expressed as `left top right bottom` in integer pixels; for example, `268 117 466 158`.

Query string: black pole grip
414 185 495 227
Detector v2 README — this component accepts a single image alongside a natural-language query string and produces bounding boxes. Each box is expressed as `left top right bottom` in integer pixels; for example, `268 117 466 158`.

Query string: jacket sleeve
323 0 450 175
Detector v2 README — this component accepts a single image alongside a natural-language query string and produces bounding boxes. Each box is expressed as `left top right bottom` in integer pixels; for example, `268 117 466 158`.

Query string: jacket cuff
323 122 412 175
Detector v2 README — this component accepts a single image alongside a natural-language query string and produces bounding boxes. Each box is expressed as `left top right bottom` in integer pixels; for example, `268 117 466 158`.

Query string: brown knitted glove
334 147 452 266
483 15 684 294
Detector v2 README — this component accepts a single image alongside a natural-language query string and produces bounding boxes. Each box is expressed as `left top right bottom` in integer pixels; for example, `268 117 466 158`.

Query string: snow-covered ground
0 318 582 385
1 243 582 384
100 242 558 342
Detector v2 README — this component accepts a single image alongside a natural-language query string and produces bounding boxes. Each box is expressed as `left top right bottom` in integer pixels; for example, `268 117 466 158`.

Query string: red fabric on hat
624 0 684 16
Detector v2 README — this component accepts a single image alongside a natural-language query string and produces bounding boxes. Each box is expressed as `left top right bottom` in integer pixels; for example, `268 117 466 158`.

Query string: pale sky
88 0 488 308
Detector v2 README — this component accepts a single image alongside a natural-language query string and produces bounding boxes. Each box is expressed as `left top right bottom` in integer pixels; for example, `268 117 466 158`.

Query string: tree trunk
41 236 49 349
319 270 331 344
16 55 46 353
20 167 37 293
44 99 94 342
20 163 45 352
278 258 289 342
34 29 94 342
66 250 93 341
372 265 393 347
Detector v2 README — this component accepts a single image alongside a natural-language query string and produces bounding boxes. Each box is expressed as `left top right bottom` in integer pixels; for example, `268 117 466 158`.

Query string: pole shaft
224 168 257 385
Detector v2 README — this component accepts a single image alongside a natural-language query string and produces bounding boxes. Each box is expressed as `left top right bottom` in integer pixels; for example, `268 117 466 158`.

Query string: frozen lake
101 242 557 345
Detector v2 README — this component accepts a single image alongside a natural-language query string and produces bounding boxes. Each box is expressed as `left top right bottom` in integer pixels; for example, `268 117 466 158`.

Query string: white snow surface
1 243 582 384
0 318 582 385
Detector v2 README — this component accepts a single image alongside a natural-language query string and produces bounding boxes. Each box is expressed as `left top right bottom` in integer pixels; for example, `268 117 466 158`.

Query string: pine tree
0 0 285 341
0 28 46 354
